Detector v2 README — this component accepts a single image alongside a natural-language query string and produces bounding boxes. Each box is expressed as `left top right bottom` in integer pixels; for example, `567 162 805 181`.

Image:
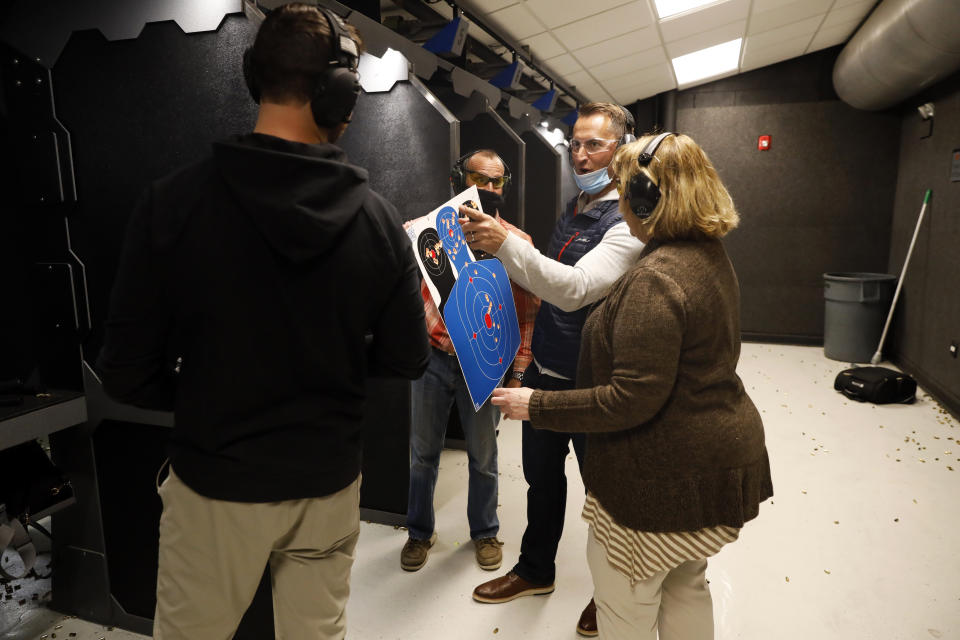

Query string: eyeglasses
466 171 509 189
569 138 619 156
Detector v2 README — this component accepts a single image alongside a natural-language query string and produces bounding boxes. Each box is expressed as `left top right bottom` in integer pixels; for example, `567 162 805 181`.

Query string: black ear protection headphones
450 151 512 194
628 132 674 219
619 105 637 146
243 5 361 129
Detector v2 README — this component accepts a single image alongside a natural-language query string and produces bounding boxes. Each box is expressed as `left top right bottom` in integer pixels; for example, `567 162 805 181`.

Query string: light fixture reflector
671 38 742 86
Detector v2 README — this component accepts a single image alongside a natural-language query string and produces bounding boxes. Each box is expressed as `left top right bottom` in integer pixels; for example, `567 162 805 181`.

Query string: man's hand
459 205 508 254
491 386 533 421
505 378 522 389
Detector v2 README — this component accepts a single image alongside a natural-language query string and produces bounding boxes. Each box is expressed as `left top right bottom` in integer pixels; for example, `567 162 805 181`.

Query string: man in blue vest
460 103 645 637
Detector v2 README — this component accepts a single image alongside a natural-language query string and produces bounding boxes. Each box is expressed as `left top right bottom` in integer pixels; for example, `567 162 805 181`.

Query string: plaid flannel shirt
421 216 539 378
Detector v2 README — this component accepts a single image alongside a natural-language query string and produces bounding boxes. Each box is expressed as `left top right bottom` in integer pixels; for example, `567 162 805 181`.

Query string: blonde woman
492 133 773 640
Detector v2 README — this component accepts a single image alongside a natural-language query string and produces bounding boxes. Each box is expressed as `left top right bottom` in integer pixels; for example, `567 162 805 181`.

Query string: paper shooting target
416 227 455 311
443 258 520 410
435 205 473 274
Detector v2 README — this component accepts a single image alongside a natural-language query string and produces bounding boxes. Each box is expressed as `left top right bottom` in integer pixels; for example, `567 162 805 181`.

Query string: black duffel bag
834 366 917 404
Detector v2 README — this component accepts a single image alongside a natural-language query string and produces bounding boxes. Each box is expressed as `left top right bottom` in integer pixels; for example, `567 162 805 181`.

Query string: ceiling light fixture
671 38 742 86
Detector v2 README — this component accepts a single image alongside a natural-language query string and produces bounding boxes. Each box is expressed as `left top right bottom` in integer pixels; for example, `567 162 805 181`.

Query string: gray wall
669 49 901 342
887 72 960 413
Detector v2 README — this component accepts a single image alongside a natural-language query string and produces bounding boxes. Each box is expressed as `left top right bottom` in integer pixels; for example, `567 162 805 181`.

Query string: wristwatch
510 370 524 383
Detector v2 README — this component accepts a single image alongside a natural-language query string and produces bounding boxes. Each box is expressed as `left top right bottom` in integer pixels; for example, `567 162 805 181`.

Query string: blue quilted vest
531 195 623 379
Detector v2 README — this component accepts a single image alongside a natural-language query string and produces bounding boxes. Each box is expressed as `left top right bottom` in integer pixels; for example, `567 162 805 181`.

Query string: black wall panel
887 72 960 415
51 17 258 359
675 50 901 341
338 80 454 221
339 78 458 516
518 128 561 252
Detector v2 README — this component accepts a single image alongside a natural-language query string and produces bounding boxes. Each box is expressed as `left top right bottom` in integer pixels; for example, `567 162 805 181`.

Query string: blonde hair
610 133 739 241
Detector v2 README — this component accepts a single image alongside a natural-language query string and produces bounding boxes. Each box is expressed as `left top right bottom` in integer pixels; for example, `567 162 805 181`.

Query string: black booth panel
338 79 457 515
51 17 258 359
338 81 455 222
459 112 524 227
90 420 168 620
519 129 561 253
558 143 579 209
422 84 524 226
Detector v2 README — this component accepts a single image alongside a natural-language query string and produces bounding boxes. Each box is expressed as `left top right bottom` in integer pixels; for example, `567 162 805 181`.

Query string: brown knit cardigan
529 238 773 533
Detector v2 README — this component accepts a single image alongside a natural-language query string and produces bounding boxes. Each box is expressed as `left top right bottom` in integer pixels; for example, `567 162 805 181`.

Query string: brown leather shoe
576 598 598 637
472 571 555 603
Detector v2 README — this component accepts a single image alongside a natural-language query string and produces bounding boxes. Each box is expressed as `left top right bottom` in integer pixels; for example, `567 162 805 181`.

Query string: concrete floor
3 343 958 639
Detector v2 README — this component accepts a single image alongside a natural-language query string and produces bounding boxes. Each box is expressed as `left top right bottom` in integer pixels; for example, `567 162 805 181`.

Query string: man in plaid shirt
401 149 539 573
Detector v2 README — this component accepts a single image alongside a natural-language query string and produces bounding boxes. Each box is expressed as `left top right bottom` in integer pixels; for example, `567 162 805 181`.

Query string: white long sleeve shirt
495 220 645 312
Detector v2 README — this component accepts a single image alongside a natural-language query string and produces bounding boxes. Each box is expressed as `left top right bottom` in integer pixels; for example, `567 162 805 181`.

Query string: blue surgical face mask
573 165 613 194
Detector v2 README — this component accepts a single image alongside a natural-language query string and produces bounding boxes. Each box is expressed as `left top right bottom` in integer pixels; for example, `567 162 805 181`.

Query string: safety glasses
569 137 619 156
467 171 509 189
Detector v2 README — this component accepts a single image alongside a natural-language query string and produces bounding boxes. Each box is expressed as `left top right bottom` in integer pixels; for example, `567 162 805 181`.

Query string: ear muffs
628 132 673 219
243 7 360 130
311 7 360 129
619 105 637 145
449 151 512 195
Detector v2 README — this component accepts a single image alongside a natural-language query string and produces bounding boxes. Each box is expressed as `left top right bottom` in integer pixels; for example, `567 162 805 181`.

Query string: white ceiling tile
806 18 860 52
750 0 803 11
832 0 878 9
550 2 655 51
458 0 520 14
524 0 637 29
542 52 584 75
748 0 831 35
664 19 745 58
591 46 670 80
522 31 566 59
580 84 617 103
600 63 674 91
609 74 677 103
571 28 661 67
486 4 546 40
658 0 750 43
572 78 613 100
743 14 820 52
822 0 876 29
741 32 810 69
564 68 598 87
741 34 810 71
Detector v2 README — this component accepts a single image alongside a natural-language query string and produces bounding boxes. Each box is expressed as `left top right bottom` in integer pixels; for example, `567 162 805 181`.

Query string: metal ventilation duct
832 0 960 111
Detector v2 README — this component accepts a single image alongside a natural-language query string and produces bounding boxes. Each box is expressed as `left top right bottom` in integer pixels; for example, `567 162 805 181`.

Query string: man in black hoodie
96 5 430 638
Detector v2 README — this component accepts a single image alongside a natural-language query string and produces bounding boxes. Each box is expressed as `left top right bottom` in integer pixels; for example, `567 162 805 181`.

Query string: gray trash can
823 272 897 363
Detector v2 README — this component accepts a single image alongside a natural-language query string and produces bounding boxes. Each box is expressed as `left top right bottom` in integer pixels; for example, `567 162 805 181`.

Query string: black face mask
477 189 505 214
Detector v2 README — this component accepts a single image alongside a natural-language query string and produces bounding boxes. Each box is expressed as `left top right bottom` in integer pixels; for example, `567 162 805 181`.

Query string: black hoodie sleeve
95 187 177 409
367 207 430 379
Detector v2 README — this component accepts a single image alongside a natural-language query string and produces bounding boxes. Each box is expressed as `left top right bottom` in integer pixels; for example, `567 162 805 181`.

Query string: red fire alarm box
758 135 771 150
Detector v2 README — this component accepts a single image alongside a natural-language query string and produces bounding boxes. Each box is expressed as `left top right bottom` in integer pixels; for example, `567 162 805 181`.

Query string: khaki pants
154 468 360 640
586 527 714 640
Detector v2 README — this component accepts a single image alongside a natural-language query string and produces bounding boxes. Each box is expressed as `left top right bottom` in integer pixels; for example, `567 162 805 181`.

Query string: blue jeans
407 348 500 541
512 363 586 586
